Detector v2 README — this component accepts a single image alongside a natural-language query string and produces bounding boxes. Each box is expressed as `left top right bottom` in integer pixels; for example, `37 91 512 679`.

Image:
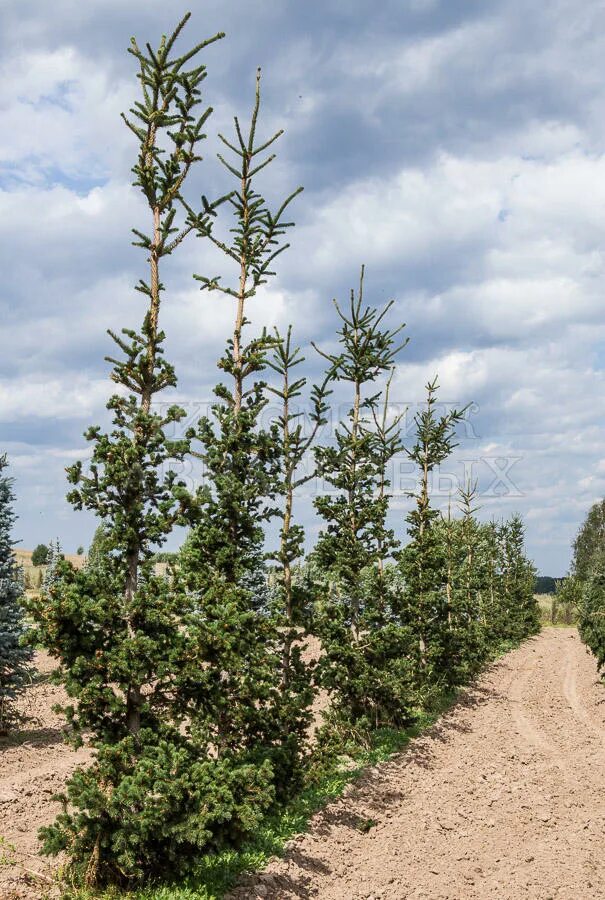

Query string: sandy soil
2 630 604 900
230 629 605 900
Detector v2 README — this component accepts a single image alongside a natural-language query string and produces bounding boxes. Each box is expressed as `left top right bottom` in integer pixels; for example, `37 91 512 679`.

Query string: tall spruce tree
398 378 467 688
371 369 405 592
435 483 491 683
454 481 488 676
24 18 282 886
499 514 539 640
0 455 33 733
267 326 330 686
573 498 605 582
477 520 505 640
312 268 416 731
179 70 310 791
578 550 605 678
571 499 605 674
436 501 466 681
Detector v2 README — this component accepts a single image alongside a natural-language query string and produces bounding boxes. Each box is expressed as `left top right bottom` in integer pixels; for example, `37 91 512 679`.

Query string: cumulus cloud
1 0 605 572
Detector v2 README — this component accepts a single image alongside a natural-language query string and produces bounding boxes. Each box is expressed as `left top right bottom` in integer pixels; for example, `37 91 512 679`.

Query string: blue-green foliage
0 454 33 731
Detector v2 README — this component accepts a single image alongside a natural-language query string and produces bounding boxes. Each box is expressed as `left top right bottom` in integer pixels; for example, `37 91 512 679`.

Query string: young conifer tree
312 269 416 731
85 525 112 571
477 519 505 640
179 72 309 791
499 514 539 640
437 487 493 686
578 550 605 678
0 455 33 733
434 492 537 682
26 18 276 886
371 369 405 595
437 500 465 677
398 378 466 689
42 538 63 593
571 501 605 673
553 575 581 626
573 498 605 582
454 481 488 676
267 326 331 686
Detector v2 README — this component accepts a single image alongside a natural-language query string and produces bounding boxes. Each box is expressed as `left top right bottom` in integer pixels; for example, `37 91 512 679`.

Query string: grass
536 593 577 627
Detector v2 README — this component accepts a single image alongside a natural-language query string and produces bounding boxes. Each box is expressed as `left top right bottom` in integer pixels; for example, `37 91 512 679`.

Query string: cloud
0 47 133 187
1 0 605 573
0 376 109 421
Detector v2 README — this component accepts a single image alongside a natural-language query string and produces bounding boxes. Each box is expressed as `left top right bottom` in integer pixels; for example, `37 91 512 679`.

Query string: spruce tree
572 501 605 674
0 455 33 733
371 369 406 591
25 18 279 886
434 495 537 680
578 551 605 677
553 575 580 625
42 538 63 592
398 378 466 688
267 326 330 686
179 70 309 792
312 269 416 731
86 524 112 570
436 501 468 682
499 514 539 639
477 520 505 642
454 482 488 676
573 498 605 581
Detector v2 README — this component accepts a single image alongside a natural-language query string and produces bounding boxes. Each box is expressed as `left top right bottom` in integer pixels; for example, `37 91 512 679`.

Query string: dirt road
231 629 605 900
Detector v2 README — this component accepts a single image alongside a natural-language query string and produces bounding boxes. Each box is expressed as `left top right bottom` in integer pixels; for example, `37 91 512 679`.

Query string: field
14 550 85 597
2 627 604 899
535 594 578 627
15 550 167 597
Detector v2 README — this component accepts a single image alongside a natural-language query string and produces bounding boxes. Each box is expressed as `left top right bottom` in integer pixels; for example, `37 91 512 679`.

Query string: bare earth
1 630 604 899
0 653 90 899
230 629 605 900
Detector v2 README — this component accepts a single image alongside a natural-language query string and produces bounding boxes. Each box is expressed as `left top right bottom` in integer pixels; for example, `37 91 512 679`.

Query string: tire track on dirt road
507 657 566 771
563 643 605 749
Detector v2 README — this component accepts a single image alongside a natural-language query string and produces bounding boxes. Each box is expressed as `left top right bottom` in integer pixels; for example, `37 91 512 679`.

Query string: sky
2 0 605 575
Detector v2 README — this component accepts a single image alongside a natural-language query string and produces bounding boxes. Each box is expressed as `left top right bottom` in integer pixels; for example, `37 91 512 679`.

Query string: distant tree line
534 575 558 594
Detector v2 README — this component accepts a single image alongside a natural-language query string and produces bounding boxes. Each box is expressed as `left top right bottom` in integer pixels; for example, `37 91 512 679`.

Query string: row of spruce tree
0 15 539 889
569 499 605 677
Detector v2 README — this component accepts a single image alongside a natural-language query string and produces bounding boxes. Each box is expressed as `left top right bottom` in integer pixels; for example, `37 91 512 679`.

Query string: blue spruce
0 454 33 733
